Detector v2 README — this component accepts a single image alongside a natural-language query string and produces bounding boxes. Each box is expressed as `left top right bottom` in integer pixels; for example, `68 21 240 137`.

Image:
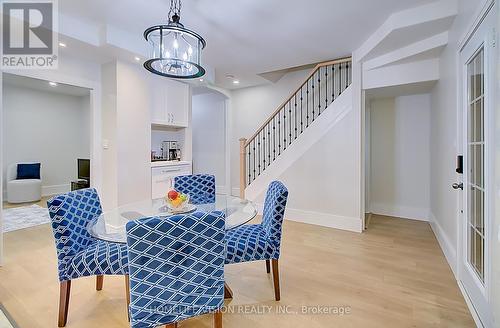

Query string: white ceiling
59 0 437 89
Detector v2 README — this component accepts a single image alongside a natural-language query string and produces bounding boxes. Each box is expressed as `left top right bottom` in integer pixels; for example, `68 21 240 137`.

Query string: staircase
238 57 353 198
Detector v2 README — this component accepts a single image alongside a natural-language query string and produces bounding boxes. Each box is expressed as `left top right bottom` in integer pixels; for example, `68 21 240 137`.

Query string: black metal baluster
278 110 281 155
300 86 304 133
318 68 321 115
306 80 309 127
284 108 287 149
332 65 335 102
273 117 276 161
252 139 256 181
338 63 342 96
262 127 266 170
268 124 271 166
257 132 261 176
288 101 292 145
312 73 315 121
325 65 329 109
294 93 298 139
247 144 251 185
347 61 351 87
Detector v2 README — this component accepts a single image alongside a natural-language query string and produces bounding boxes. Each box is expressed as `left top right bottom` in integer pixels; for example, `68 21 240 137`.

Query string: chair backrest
261 181 289 246
126 211 225 327
174 174 216 204
47 188 102 281
6 162 42 181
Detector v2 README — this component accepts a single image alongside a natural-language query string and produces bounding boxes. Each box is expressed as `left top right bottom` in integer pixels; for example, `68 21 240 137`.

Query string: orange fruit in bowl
171 197 183 208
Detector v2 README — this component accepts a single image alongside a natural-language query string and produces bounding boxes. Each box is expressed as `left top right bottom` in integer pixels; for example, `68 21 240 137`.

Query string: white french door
458 6 496 327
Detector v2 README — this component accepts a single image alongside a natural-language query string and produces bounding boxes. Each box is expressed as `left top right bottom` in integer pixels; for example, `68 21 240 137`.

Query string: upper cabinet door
150 75 167 122
166 80 189 127
150 76 189 128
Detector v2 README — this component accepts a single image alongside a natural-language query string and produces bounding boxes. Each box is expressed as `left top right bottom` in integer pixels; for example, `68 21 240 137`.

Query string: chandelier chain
168 0 182 22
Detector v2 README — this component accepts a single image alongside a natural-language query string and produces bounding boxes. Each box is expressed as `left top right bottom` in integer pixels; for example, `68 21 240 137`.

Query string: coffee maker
161 141 181 161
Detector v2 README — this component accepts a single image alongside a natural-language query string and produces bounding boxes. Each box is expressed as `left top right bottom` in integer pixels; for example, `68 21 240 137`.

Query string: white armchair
6 163 42 203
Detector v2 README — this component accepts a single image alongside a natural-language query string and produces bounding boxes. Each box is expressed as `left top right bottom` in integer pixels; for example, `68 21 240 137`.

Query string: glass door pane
466 47 485 283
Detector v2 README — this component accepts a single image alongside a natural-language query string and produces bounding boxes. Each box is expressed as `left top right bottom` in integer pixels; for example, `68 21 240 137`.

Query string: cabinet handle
155 178 171 183
161 168 181 173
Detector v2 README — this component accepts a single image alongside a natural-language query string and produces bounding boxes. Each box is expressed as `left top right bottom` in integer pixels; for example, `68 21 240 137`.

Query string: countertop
151 160 191 168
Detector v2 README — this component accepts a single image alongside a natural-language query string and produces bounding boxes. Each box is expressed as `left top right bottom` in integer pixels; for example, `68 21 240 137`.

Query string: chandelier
143 0 206 79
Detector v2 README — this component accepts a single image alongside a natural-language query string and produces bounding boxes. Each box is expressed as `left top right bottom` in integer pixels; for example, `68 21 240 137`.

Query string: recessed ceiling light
49 81 57 87
58 42 67 47
225 74 234 79
233 80 240 84
199 78 204 82
134 56 141 61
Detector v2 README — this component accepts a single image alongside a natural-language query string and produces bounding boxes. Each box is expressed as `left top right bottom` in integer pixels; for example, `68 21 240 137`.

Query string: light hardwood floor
0 215 474 328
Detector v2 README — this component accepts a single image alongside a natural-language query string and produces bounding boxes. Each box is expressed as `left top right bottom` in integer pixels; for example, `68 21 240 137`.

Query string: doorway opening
364 85 434 228
1 73 92 233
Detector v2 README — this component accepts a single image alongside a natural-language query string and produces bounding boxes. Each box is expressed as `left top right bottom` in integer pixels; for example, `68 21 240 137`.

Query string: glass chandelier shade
143 3 206 79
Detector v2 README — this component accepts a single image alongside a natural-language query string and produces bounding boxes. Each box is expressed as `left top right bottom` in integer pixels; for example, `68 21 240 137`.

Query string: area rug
0 304 16 328
2 205 51 233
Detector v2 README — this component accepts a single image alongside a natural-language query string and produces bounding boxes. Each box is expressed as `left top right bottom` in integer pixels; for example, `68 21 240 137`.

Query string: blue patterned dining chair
225 181 288 301
126 211 225 328
47 188 129 327
174 174 216 204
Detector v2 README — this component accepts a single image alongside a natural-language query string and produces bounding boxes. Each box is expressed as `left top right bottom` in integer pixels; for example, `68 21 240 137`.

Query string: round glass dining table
87 194 257 244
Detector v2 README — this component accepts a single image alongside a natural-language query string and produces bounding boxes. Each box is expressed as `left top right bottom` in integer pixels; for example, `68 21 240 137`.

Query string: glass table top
88 195 257 244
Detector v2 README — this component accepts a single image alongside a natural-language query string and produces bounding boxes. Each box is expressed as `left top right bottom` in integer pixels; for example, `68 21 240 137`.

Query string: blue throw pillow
17 163 41 180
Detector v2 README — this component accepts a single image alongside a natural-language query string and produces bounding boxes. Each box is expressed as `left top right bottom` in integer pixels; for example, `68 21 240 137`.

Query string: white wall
230 68 310 194
369 94 431 221
2 84 90 197
429 0 491 272
192 92 226 191
101 61 151 207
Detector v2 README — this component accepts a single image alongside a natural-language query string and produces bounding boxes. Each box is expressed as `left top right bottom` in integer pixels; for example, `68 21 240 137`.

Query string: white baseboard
42 184 70 197
428 212 457 276
254 203 362 233
429 212 485 328
369 203 429 221
2 183 70 199
216 185 226 195
457 280 484 328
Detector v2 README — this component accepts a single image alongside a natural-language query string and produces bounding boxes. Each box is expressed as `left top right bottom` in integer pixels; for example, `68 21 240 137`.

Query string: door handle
452 182 463 190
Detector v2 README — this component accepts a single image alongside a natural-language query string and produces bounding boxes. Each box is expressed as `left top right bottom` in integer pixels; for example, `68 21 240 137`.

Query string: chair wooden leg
164 323 177 328
214 309 222 328
224 282 233 299
96 275 103 291
58 280 71 327
271 259 280 301
125 275 130 321
265 259 270 273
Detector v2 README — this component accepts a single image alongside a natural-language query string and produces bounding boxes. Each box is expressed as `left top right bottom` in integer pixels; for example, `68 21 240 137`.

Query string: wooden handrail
244 56 352 147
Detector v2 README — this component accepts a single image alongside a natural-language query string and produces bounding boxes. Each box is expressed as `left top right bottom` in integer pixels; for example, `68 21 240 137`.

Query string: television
77 159 90 182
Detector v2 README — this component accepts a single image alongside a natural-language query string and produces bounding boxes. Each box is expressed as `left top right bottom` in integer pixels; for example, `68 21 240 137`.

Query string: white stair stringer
245 86 353 201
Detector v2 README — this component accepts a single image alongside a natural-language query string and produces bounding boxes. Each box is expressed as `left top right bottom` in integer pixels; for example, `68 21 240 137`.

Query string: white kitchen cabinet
151 162 192 199
150 76 189 128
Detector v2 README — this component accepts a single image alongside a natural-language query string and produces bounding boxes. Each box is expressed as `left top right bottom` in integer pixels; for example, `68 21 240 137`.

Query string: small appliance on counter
152 141 181 162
